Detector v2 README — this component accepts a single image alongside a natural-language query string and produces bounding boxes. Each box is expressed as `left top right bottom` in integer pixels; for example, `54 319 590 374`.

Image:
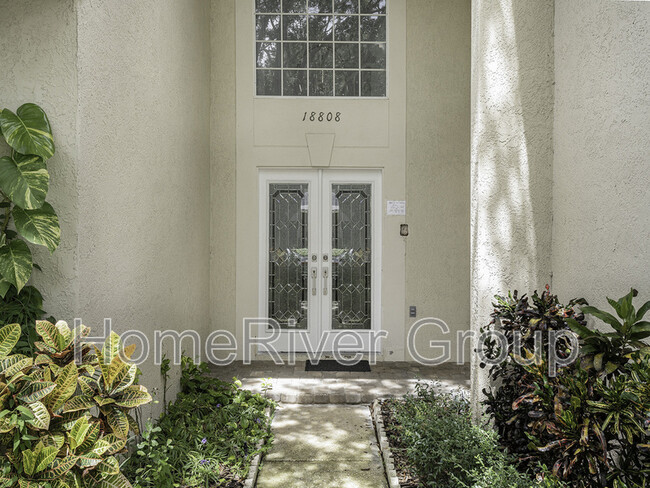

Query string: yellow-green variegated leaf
0 354 27 374
42 433 65 450
109 362 136 395
94 395 115 407
18 381 57 404
47 362 78 412
0 239 33 293
18 479 43 488
0 415 14 433
91 434 126 457
114 386 151 409
54 411 88 431
35 446 58 474
4 357 33 377
105 408 129 439
54 321 72 349
101 333 122 370
37 456 78 481
75 456 102 469
96 456 120 475
63 395 95 413
76 421 100 453
0 154 48 210
126 414 140 437
26 401 50 430
78 376 97 396
0 104 55 160
68 416 90 451
0 323 21 359
13 203 60 254
22 449 37 476
34 354 53 366
35 321 58 350
87 473 132 488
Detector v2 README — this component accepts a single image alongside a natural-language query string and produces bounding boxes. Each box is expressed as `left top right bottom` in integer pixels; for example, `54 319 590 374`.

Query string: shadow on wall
470 0 554 410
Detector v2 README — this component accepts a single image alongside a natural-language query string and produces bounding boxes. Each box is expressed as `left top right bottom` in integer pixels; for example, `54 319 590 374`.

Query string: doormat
305 360 371 372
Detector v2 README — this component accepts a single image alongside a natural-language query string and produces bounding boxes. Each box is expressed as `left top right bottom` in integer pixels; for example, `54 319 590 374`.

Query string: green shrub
482 288 650 487
383 383 549 488
0 321 151 488
123 358 274 488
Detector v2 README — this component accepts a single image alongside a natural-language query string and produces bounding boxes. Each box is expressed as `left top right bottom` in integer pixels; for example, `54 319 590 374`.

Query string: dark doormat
305 359 371 372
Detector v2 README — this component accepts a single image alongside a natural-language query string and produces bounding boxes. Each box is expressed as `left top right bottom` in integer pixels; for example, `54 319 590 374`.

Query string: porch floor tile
208 360 469 404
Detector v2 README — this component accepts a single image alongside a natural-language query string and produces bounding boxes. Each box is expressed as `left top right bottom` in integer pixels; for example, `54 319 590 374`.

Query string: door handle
311 267 317 296
322 268 329 295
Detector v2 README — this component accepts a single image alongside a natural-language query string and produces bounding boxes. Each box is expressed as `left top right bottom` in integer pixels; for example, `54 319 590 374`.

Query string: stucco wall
405 0 471 364
552 0 650 311
75 0 212 416
470 0 555 412
0 0 79 320
210 0 238 346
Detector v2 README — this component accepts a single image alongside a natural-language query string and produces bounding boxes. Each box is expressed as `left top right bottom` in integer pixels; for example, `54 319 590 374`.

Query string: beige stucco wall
74 0 212 415
469 0 555 412
0 0 80 320
210 0 238 347
405 0 471 364
552 0 650 310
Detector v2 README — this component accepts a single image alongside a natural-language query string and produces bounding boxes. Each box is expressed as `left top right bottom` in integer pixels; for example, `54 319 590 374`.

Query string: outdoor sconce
400 224 409 237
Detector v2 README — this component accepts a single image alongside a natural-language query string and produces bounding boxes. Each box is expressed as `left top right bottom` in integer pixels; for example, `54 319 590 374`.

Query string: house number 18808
302 111 341 122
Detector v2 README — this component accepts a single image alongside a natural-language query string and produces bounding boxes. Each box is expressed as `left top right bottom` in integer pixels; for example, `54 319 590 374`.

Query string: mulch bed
379 399 422 488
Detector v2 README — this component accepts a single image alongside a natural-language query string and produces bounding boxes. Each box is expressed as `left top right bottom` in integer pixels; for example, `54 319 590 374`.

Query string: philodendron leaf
0 104 55 160
0 239 33 292
13 202 60 253
0 278 11 299
0 153 49 209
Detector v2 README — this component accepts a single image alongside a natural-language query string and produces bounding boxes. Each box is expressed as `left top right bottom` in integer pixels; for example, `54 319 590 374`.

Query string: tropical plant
567 288 650 375
483 288 650 487
0 320 151 488
480 288 587 462
0 103 60 297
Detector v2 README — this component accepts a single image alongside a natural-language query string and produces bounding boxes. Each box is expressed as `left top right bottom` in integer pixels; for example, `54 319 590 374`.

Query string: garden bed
122 359 275 488
373 383 556 488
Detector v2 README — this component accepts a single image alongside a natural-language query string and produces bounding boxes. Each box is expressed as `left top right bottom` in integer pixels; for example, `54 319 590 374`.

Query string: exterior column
469 0 555 417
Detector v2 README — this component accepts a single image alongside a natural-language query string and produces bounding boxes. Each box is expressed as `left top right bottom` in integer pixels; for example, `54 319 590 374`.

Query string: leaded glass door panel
259 169 381 353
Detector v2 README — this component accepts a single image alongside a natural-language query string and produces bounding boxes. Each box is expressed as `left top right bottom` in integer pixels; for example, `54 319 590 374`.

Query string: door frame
257 168 383 355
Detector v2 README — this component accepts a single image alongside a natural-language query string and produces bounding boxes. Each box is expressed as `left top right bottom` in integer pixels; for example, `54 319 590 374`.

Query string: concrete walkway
256 404 388 488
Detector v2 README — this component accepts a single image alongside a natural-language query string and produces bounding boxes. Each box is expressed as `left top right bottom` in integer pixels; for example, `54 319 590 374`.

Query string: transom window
255 0 387 97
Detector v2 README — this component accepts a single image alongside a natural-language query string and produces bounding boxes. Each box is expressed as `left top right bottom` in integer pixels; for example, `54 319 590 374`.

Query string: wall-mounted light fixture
400 224 409 237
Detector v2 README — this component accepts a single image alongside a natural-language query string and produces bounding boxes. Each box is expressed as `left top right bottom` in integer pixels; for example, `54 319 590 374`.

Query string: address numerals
302 111 342 122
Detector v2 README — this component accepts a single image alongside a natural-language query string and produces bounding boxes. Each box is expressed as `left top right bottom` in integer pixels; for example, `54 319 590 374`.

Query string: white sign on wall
386 200 406 216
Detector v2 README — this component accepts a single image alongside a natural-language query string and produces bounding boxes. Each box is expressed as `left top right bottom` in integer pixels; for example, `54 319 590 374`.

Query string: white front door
258 169 382 354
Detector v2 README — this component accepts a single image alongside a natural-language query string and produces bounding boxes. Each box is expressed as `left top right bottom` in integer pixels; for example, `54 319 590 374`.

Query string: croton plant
0 320 151 487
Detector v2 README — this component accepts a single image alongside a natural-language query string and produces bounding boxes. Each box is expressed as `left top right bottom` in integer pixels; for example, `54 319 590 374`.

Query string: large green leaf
0 322 20 359
0 239 33 292
582 306 622 332
0 104 55 160
13 203 60 253
0 154 48 209
0 278 11 299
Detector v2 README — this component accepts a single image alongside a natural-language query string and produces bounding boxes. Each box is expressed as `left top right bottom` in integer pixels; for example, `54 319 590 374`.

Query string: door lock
311 267 318 296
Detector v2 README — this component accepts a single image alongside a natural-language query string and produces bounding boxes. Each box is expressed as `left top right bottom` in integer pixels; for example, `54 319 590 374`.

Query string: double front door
259 169 382 353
